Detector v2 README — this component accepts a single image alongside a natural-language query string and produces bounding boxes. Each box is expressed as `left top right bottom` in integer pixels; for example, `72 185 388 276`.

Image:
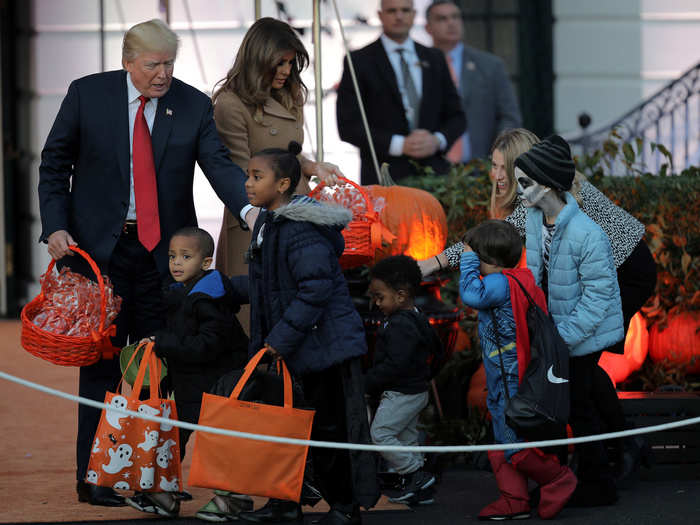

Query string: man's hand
244 207 261 231
402 129 440 159
47 230 76 260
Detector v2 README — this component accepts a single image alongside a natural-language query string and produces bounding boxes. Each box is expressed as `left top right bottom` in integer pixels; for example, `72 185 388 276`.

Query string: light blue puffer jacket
525 193 624 357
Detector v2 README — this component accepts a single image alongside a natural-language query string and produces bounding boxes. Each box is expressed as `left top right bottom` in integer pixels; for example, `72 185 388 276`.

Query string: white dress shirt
379 35 447 156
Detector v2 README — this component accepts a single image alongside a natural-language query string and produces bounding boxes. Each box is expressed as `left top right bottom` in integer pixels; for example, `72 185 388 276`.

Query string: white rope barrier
2 369 699 453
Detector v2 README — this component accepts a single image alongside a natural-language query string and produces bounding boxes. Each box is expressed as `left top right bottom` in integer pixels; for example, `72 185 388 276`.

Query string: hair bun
287 141 302 156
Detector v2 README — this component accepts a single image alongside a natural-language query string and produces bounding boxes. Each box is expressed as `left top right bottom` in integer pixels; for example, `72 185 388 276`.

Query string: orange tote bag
188 349 315 502
86 342 183 493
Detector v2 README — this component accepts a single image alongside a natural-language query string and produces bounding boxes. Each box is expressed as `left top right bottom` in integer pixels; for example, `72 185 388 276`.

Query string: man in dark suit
336 0 466 185
425 0 522 163
39 19 251 507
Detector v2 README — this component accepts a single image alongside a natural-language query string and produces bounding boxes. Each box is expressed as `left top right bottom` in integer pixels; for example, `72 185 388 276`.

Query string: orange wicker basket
20 246 119 366
308 177 394 268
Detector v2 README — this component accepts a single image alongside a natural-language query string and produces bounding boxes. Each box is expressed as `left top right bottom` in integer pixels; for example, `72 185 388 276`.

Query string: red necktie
445 55 464 164
133 95 161 251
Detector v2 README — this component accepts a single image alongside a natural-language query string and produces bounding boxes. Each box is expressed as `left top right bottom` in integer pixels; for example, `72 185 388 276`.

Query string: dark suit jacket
458 45 522 160
39 70 248 276
336 38 466 185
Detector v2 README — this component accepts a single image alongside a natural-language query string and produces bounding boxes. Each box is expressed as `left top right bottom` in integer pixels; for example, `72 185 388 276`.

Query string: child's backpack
490 274 570 441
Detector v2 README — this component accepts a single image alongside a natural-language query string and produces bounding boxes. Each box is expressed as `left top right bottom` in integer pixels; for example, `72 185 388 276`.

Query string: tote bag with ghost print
86 342 182 493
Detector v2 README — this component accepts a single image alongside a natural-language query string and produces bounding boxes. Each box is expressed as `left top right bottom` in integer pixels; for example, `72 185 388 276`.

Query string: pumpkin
598 312 649 386
648 311 700 374
466 363 488 414
368 164 448 261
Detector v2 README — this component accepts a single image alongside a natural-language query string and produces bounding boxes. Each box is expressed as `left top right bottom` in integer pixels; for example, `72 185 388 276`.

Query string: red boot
512 449 577 519
478 451 530 520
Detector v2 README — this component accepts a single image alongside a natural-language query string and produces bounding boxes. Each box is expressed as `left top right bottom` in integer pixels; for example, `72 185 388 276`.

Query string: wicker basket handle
308 176 374 215
43 245 107 335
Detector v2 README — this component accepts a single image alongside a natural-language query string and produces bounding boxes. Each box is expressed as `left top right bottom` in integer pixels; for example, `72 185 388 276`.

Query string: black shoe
301 480 323 507
312 505 361 525
388 470 436 503
172 490 193 501
76 481 126 507
407 486 435 506
238 499 303 522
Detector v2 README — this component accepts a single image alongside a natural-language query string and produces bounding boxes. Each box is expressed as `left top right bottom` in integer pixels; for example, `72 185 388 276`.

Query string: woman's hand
302 157 343 186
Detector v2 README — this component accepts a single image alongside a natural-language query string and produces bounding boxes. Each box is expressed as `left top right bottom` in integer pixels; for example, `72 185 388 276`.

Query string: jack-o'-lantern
598 313 649 386
648 311 700 374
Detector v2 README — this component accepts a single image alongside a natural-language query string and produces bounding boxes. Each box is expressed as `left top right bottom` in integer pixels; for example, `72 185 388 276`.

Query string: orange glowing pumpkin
598 312 649 386
368 164 448 261
467 363 488 414
648 311 700 374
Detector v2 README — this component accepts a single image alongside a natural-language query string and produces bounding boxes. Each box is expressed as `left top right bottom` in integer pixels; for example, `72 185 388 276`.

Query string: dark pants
303 364 355 507
570 351 613 482
593 240 657 452
76 233 165 481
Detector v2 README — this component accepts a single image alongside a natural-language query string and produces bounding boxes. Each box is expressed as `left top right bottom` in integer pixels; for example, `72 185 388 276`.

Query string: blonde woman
213 17 341 314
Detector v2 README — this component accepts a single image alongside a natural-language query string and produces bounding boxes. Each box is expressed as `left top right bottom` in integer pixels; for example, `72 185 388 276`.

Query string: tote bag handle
230 349 293 409
121 341 161 401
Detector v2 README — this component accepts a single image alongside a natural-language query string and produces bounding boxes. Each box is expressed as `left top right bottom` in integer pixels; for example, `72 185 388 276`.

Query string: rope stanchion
2 369 700 453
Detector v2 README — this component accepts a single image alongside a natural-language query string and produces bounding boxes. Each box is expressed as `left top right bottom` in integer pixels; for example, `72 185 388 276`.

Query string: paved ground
2 320 699 524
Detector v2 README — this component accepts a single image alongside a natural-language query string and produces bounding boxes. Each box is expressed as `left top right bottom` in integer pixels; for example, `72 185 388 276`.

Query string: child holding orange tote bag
194 142 379 525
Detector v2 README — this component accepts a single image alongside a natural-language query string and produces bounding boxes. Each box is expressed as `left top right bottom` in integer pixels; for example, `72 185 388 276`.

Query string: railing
565 61 700 174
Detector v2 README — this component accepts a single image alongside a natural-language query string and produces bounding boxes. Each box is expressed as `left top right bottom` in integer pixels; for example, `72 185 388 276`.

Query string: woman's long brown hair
212 17 309 118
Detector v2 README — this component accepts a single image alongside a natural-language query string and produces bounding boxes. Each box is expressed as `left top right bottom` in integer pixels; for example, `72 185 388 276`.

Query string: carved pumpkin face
368 185 448 261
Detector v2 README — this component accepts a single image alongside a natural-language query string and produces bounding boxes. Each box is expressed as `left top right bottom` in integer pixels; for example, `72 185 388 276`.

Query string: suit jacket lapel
460 47 478 103
151 87 175 174
415 45 434 124
370 39 403 108
114 71 130 186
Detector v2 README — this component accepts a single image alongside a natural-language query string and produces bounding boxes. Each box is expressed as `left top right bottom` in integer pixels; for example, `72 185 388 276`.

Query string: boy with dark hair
125 227 249 518
460 220 577 520
367 255 442 505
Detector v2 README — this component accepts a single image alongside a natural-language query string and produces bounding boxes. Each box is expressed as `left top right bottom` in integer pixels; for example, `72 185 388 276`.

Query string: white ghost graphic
113 480 130 490
159 402 173 431
137 404 160 417
156 438 176 469
159 475 179 492
86 470 98 484
105 395 128 429
139 466 155 490
102 444 133 474
92 437 100 454
137 430 159 451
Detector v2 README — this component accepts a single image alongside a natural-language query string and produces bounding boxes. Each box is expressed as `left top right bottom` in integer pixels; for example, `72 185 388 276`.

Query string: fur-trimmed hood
272 195 352 227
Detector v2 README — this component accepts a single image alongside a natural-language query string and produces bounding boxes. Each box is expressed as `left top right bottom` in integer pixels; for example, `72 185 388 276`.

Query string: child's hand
463 243 473 253
264 343 281 360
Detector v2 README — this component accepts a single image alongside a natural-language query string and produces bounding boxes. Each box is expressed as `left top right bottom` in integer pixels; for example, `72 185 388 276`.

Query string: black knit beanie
513 134 575 191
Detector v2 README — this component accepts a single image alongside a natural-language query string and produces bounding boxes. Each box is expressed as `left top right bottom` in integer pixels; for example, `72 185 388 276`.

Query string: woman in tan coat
213 18 340 305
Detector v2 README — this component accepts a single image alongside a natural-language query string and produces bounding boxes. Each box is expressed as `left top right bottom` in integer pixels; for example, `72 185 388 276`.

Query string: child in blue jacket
237 141 379 525
460 220 577 520
514 134 624 507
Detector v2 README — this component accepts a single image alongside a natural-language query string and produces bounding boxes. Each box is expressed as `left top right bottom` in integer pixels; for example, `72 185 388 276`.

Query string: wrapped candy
313 180 385 222
32 267 122 337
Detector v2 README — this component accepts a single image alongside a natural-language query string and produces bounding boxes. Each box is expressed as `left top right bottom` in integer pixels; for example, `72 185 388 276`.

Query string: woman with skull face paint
514 135 624 507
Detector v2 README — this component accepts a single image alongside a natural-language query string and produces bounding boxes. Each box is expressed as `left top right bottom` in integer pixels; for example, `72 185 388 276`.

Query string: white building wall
554 0 700 134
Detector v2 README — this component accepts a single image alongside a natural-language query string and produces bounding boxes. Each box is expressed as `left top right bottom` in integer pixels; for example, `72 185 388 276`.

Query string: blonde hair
489 128 540 219
212 17 308 119
122 19 179 64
